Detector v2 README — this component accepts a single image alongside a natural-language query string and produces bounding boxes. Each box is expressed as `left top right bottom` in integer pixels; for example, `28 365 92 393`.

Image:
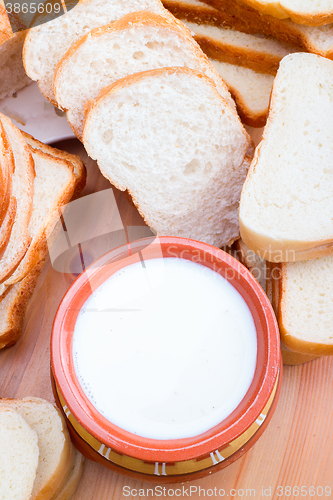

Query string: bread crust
55 10 234 139
53 449 85 500
199 0 333 58
267 262 333 356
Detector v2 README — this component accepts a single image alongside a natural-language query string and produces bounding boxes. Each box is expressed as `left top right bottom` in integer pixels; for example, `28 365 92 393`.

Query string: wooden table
0 139 332 500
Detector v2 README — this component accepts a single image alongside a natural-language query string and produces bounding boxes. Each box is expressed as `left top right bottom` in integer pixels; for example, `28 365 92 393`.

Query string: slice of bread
183 19 299 75
54 11 234 139
53 449 85 500
210 59 274 127
0 120 15 251
3 143 77 286
239 53 333 262
233 238 267 291
268 257 333 355
0 398 73 500
0 113 35 282
0 6 31 100
23 0 168 105
231 0 333 27
0 259 44 348
83 67 251 247
0 406 39 500
200 0 333 59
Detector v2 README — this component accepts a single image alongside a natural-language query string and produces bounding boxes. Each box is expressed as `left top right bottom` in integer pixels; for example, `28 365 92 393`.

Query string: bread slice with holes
0 113 35 283
54 11 234 139
2 137 80 287
23 0 169 105
267 256 333 356
224 0 333 27
0 6 31 100
0 398 73 500
84 67 252 246
239 53 333 262
198 0 333 59
0 406 39 500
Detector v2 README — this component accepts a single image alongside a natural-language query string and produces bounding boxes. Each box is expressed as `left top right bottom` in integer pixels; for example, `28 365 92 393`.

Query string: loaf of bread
239 53 333 262
23 0 169 104
54 11 234 139
83 67 252 247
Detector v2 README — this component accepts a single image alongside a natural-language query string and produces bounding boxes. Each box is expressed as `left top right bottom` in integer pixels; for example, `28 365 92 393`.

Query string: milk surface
73 258 257 440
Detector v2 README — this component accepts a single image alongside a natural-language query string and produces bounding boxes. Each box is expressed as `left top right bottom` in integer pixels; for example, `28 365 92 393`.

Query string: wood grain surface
0 138 332 500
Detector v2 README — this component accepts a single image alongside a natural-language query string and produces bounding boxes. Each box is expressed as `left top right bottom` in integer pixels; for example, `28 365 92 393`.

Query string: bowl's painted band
54 371 279 477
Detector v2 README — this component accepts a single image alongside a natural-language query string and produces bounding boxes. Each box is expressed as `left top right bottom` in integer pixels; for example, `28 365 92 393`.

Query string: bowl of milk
51 236 281 482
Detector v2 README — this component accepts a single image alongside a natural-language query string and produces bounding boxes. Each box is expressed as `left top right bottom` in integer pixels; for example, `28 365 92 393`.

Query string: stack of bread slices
0 112 85 349
0 397 84 500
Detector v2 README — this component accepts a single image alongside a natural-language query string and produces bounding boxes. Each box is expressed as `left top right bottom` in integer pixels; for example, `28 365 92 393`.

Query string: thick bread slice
23 0 168 105
22 132 87 198
199 0 333 59
210 59 273 127
0 406 39 500
230 0 333 27
53 450 85 500
239 53 333 262
0 114 34 282
233 238 266 291
268 257 333 355
183 20 298 75
54 11 234 139
0 259 44 348
0 120 14 249
0 398 73 500
3 145 76 286
84 67 251 246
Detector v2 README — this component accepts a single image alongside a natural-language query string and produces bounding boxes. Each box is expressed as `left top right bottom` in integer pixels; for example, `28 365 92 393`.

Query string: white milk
73 258 257 440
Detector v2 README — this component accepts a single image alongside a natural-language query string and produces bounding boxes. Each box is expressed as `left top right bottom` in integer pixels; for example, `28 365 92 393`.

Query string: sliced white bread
53 449 85 500
0 406 39 500
0 113 34 282
84 67 251 246
210 59 273 127
268 257 333 355
239 53 333 263
0 398 73 500
3 142 77 286
200 0 333 59
22 132 87 198
23 0 169 105
54 11 234 139
0 6 31 100
0 259 44 348
231 0 333 27
233 238 266 291
183 20 299 75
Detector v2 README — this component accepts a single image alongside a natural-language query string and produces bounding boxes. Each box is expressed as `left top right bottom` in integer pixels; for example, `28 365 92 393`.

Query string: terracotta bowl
51 236 282 482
